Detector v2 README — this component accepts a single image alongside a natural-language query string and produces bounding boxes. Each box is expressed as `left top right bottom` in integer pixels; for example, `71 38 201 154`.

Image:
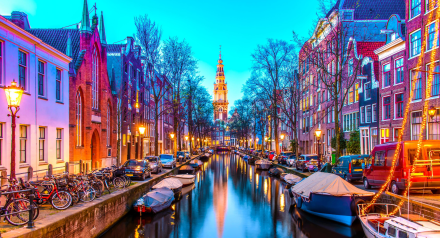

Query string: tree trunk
154 105 159 156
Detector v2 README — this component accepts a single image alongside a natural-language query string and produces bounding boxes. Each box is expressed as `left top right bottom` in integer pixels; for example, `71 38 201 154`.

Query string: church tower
213 47 228 122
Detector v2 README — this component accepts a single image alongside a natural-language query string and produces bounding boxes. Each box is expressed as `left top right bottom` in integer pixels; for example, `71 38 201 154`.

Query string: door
91 130 100 170
127 143 131 160
372 150 386 185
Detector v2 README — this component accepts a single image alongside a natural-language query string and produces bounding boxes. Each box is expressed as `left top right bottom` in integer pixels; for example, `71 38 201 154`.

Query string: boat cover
179 165 195 171
269 168 284 176
291 172 375 197
284 174 302 184
173 174 195 179
190 159 203 165
153 178 183 189
144 187 174 208
255 160 271 165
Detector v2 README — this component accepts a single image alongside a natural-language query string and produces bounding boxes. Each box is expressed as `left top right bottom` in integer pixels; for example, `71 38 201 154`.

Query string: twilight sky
2 0 319 106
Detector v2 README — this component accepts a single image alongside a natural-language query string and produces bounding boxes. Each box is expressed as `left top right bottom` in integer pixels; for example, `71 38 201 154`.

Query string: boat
283 173 302 185
152 178 183 198
255 159 271 170
269 167 284 177
168 174 195 186
358 204 440 238
134 187 174 214
189 159 203 168
291 172 374 226
178 165 195 174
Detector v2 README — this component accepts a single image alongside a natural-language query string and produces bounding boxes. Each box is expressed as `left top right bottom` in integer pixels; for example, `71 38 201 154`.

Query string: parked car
185 151 190 160
121 160 151 180
286 155 297 167
332 155 368 182
278 151 294 164
159 154 176 169
268 151 276 160
176 151 189 162
296 154 318 172
363 140 440 194
145 156 163 174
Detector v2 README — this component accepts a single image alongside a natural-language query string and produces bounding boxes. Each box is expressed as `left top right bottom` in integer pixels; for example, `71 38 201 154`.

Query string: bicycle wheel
5 198 38 226
124 175 131 187
113 177 125 189
79 187 96 202
92 182 103 198
104 180 111 194
50 191 72 210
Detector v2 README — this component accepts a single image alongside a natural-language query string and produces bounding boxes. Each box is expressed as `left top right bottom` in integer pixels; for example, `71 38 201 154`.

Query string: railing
0 188 36 228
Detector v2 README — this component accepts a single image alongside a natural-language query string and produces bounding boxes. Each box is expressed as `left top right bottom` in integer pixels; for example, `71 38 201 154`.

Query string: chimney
10 11 30 29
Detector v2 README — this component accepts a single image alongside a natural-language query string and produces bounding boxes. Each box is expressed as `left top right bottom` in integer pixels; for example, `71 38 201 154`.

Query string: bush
347 131 361 154
331 132 346 154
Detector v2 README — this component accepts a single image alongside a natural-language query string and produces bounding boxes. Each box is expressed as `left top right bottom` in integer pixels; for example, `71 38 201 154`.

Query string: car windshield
124 160 144 167
282 152 293 156
303 156 317 161
352 158 363 167
160 155 173 161
177 152 184 155
147 157 157 162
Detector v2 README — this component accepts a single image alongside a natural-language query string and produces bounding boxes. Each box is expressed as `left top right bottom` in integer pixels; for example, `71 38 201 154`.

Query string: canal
100 153 365 238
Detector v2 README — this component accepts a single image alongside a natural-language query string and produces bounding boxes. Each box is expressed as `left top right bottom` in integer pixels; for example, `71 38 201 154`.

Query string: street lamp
315 128 322 169
429 106 436 119
280 134 285 152
4 80 24 179
139 126 146 159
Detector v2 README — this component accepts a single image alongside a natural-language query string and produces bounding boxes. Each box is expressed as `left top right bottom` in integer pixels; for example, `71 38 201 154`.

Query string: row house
107 37 145 162
26 0 117 172
298 0 405 160
0 13 71 179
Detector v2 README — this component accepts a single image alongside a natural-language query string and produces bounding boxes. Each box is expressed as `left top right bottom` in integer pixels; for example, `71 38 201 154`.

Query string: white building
0 14 71 181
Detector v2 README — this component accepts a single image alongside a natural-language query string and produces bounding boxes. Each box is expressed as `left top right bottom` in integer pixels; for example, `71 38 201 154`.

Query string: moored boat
152 178 183 198
255 159 271 170
189 159 203 168
168 174 195 186
134 187 174 214
283 173 302 185
178 165 195 174
291 172 374 226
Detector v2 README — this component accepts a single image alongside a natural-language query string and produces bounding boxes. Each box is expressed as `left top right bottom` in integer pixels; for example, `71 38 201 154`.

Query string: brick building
27 0 117 172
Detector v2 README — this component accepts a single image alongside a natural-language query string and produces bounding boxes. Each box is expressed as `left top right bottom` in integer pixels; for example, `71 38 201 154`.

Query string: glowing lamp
315 129 322 140
4 80 24 108
170 133 175 139
185 136 189 141
429 106 436 119
280 134 285 140
138 126 146 136
197 138 200 141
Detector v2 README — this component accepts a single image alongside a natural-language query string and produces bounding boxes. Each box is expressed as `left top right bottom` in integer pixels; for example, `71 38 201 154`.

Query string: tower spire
219 45 222 59
80 0 91 33
99 11 107 45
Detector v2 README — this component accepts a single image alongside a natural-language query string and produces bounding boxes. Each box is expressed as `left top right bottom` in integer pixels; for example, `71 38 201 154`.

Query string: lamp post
4 80 24 179
170 133 176 157
280 134 285 153
139 126 146 160
256 138 259 150
315 128 322 169
185 136 189 150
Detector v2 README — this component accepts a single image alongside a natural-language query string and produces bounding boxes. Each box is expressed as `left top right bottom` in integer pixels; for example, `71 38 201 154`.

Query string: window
56 69 62 101
372 104 377 122
76 91 82 146
395 94 404 118
380 129 390 144
348 59 353 76
19 125 27 163
410 30 422 57
411 111 422 140
383 96 391 120
361 129 370 154
427 22 439 50
360 106 365 123
39 127 45 161
383 64 391 87
428 108 440 139
427 0 438 11
92 47 99 109
19 51 27 90
394 128 401 141
366 105 372 123
343 11 353 20
398 231 408 238
38 61 45 96
412 71 422 100
374 151 386 166
355 83 359 102
395 59 404 84
332 106 335 122
0 123 2 165
56 129 62 160
343 112 358 132
432 65 440 96
411 0 421 18
364 82 371 100
348 86 354 104
107 103 111 146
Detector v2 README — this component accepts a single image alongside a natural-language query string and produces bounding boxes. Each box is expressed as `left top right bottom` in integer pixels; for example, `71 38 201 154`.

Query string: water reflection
101 153 364 238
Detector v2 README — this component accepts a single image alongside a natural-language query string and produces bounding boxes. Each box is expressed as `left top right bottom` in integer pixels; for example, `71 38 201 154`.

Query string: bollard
27 189 35 228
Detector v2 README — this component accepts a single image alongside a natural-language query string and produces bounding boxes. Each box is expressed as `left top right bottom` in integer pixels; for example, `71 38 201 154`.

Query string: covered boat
255 159 271 170
134 187 174 214
152 178 183 197
189 159 203 168
283 174 302 185
168 174 195 186
269 168 284 177
291 172 374 226
178 165 195 174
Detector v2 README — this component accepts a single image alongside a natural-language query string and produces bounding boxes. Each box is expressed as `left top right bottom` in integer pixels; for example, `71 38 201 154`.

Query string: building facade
0 13 71 179
212 51 230 146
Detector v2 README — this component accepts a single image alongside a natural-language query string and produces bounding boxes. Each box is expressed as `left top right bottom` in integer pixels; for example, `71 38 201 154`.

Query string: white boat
283 174 302 185
168 174 195 186
358 203 440 238
255 159 271 170
153 178 183 197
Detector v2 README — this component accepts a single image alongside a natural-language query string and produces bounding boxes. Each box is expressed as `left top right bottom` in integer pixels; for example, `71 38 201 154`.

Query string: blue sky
2 0 319 105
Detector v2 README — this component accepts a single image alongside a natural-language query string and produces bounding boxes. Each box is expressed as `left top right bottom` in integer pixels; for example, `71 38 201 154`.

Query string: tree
347 131 360 154
331 131 346 155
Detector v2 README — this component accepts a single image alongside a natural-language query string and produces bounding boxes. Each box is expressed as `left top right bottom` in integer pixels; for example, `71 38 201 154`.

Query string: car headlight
136 198 144 206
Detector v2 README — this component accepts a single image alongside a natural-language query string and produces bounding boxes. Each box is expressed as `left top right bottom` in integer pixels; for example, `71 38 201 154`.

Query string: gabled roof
326 0 405 20
357 42 385 61
107 44 123 53
26 28 81 68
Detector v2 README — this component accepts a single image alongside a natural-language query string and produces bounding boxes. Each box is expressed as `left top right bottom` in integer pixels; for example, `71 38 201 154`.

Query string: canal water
101 153 365 238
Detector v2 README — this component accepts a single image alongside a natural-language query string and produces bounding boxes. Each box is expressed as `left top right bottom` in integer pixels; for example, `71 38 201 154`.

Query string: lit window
427 0 438 12
411 111 422 140
395 59 404 84
380 128 390 144
355 83 359 102
39 127 45 161
410 30 422 57
56 129 62 160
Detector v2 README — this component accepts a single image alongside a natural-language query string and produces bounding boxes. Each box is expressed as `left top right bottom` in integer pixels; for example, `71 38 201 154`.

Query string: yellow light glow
4 80 24 108
138 126 146 135
280 193 285 212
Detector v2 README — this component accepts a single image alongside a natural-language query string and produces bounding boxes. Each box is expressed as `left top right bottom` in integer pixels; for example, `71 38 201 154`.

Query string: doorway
91 130 100 170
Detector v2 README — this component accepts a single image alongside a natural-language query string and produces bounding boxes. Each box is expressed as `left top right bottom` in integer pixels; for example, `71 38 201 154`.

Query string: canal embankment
2 155 202 238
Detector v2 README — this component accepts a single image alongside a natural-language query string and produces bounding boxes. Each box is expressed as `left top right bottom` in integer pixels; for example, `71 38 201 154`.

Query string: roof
326 0 405 20
357 42 386 61
107 44 123 53
26 28 81 69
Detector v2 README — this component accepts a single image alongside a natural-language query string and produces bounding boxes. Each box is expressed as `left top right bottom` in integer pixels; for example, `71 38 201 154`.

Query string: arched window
107 103 111 146
92 47 99 109
76 90 82 146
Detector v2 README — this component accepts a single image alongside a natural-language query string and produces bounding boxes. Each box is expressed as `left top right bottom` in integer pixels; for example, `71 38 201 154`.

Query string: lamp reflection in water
249 167 253 182
256 173 259 188
264 178 268 196
280 193 285 212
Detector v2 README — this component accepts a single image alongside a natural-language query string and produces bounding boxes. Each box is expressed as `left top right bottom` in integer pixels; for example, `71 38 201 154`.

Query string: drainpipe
34 43 38 180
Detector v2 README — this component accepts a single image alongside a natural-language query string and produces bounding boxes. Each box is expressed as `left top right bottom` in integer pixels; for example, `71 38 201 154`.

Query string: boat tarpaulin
144 187 174 207
153 178 183 189
284 174 302 184
291 172 375 197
